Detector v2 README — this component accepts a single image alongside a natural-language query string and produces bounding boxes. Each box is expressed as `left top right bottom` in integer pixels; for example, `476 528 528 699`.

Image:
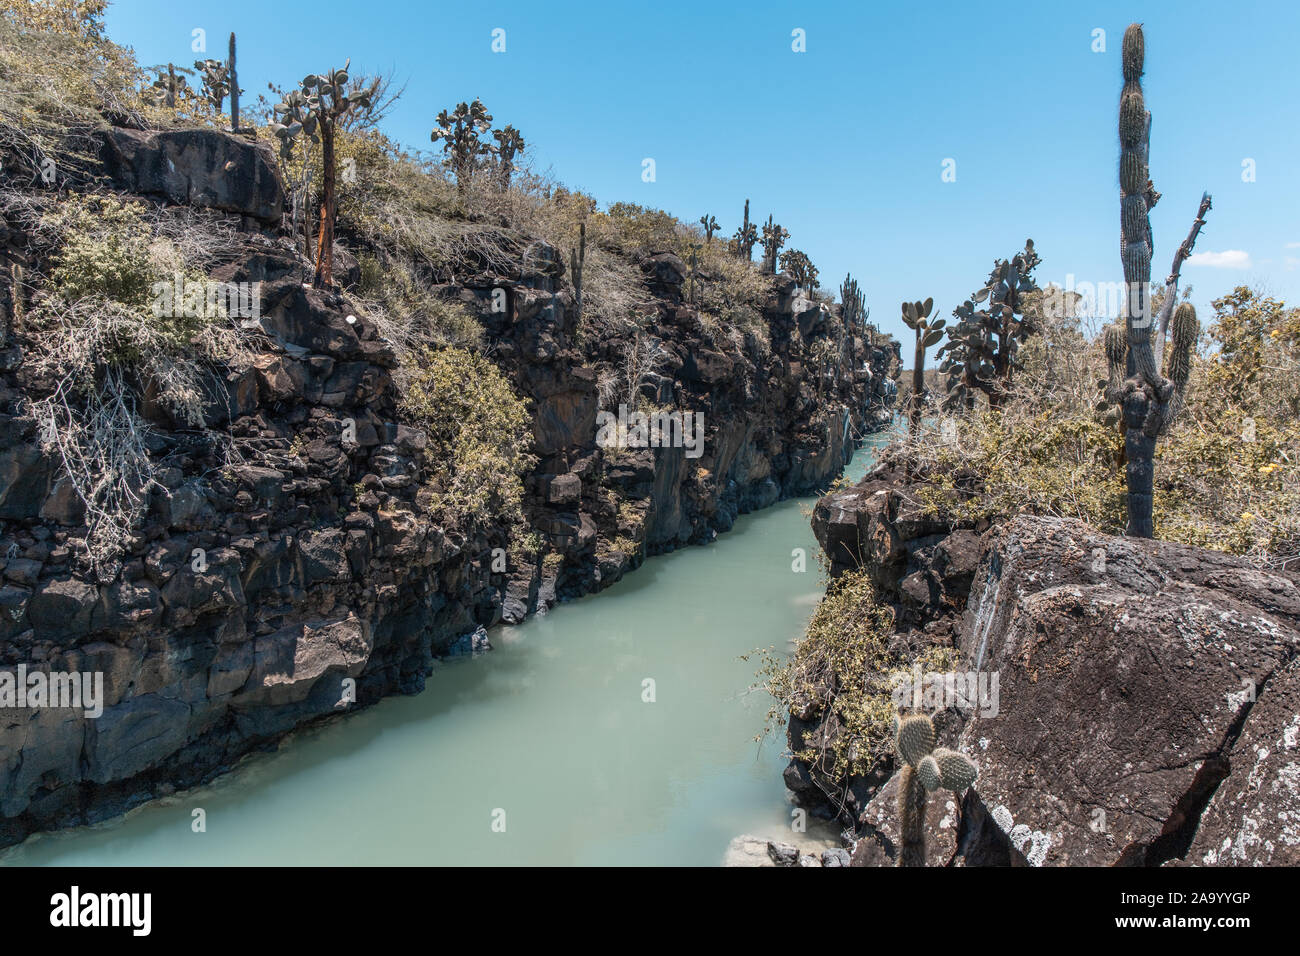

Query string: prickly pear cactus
894 712 980 866
895 712 936 767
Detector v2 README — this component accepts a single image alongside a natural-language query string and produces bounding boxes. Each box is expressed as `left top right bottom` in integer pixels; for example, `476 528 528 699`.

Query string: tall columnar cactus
840 274 867 329
733 199 757 261
760 215 788 275
936 240 1041 411
271 60 379 289
699 214 719 243
570 221 586 320
431 99 493 196
227 33 241 132
901 298 945 436
1108 23 1212 537
893 713 978 867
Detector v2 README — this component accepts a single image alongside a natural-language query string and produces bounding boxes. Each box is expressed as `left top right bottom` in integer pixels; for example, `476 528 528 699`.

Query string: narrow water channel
4 435 889 866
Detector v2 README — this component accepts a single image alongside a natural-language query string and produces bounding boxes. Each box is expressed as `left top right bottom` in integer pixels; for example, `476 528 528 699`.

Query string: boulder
953 516 1300 866
235 614 373 709
99 127 283 223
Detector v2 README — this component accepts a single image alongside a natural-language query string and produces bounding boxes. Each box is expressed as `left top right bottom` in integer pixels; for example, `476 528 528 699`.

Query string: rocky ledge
796 462 1300 866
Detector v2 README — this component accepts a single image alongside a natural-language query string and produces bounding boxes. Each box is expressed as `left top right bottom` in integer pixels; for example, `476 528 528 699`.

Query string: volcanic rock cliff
0 127 899 847
796 459 1300 867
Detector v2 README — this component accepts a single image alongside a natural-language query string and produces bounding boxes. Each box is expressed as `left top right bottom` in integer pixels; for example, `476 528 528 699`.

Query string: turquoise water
3 436 887 866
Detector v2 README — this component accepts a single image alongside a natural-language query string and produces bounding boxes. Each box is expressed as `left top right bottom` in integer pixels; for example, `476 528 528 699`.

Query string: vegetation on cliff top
1 0 876 575
897 285 1300 571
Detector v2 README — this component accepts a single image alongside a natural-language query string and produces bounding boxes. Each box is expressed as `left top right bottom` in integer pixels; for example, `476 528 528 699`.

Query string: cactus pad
895 713 936 767
933 747 979 791
917 755 942 792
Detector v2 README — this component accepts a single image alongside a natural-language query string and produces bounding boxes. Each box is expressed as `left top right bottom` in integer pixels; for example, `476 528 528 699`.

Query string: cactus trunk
910 331 925 436
571 222 585 320
1118 24 1160 538
313 122 337 288
897 764 928 867
228 33 239 132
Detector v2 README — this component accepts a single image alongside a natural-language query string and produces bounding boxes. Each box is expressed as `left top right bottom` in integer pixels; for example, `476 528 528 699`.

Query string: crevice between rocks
1119 649 1293 867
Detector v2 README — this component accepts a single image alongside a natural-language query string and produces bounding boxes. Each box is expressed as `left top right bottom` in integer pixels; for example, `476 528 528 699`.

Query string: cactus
492 124 525 190
228 33 241 132
194 57 230 114
901 298 945 436
270 60 379 289
896 713 936 766
1122 22 1144 81
1163 301 1198 418
698 214 719 243
840 274 868 329
687 242 701 305
570 221 586 321
146 63 193 108
936 240 1041 411
779 249 818 297
759 215 788 275
1109 24 1212 537
732 199 758 261
917 755 942 792
431 99 493 196
893 712 978 867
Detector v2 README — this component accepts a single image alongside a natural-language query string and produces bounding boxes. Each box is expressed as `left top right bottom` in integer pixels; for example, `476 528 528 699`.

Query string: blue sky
105 0 1300 364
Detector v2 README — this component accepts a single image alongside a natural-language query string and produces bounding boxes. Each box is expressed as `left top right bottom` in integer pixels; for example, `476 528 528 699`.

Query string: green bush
751 568 955 783
400 347 536 527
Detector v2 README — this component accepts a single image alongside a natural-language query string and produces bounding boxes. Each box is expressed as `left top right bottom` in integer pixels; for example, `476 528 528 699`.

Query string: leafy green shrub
400 347 536 527
751 568 955 783
46 196 155 307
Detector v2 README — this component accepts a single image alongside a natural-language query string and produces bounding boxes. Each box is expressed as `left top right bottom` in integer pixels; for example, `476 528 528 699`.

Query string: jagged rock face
0 125 899 847
837 511 1300 867
950 517 1300 867
98 128 283 224
812 456 986 638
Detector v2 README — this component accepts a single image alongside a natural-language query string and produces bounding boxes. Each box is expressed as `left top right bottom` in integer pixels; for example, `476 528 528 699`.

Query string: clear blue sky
105 0 1300 364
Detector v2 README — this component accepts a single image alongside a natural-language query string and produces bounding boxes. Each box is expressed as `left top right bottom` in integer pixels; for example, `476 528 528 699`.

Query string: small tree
937 240 1041 410
431 99 493 196
271 60 378 289
491 124 525 189
780 248 817 297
